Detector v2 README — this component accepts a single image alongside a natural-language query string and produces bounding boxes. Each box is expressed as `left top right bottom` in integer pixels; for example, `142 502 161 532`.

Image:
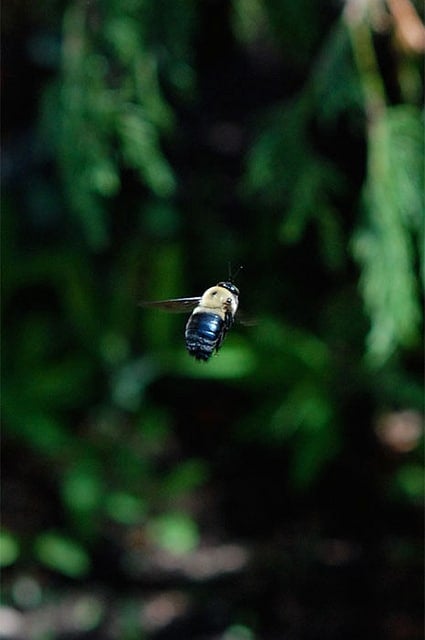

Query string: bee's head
217 281 240 297
200 283 239 314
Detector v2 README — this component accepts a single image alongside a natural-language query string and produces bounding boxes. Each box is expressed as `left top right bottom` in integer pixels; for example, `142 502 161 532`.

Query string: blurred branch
343 0 387 124
387 0 425 53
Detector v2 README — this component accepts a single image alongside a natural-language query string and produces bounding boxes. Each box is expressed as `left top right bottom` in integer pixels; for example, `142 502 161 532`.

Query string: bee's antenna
230 264 243 282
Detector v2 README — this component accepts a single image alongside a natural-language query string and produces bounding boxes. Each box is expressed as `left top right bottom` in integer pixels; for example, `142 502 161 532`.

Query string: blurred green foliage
2 2 423 633
353 105 423 360
0 531 20 568
35 531 91 578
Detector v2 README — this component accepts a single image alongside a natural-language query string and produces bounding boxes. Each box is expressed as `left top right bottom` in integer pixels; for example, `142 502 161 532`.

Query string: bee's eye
211 291 217 296
227 298 232 303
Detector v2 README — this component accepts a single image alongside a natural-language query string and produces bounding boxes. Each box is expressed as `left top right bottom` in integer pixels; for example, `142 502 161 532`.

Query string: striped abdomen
185 312 228 361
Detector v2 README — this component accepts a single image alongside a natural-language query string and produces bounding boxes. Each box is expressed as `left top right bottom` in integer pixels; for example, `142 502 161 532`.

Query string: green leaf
34 532 90 578
118 105 176 197
290 419 340 489
223 624 255 640
104 16 143 65
313 22 362 122
162 459 208 498
148 513 199 555
353 106 423 362
24 357 93 409
394 464 424 504
105 492 146 525
280 158 344 251
0 531 20 567
178 340 256 379
2 399 73 457
62 462 104 515
232 0 270 44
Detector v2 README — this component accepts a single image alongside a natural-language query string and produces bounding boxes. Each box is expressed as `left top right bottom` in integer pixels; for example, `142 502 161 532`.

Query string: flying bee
140 281 240 361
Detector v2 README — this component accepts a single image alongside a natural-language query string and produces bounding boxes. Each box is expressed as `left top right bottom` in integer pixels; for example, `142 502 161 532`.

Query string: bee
140 281 240 361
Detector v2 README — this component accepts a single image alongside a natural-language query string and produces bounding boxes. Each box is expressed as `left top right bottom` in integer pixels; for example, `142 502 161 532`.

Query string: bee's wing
139 297 201 313
235 310 257 326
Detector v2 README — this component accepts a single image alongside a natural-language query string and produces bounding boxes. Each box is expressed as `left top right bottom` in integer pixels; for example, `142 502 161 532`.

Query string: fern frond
353 106 423 362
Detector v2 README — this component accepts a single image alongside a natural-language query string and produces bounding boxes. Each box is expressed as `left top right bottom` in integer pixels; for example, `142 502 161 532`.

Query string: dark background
2 1 424 639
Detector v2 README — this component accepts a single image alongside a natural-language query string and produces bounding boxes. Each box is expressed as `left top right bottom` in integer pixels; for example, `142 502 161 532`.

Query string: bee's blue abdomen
185 312 224 361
